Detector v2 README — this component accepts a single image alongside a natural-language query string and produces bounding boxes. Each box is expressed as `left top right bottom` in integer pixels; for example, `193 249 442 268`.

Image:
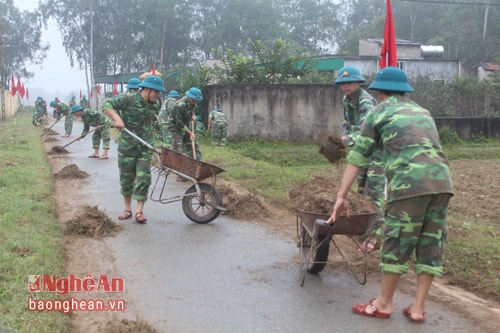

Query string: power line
403 0 500 5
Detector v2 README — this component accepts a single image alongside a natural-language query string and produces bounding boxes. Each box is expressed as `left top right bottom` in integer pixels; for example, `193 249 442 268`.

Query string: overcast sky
14 0 87 98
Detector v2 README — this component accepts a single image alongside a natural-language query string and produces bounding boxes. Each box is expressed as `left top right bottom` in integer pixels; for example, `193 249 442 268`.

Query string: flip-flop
118 210 132 220
88 155 99 158
403 305 426 323
352 299 391 319
99 156 109 160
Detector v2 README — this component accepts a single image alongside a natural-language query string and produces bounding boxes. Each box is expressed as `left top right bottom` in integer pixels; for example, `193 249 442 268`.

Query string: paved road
52 120 489 333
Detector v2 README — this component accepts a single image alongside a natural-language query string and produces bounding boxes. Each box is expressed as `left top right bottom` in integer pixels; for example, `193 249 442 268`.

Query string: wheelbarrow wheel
300 226 330 274
182 183 222 224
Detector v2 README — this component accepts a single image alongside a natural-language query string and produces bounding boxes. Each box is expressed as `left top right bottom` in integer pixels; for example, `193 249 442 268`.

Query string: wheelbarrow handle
123 128 161 154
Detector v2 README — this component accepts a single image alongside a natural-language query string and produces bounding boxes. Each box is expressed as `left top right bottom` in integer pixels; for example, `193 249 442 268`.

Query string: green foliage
438 126 462 146
212 38 317 84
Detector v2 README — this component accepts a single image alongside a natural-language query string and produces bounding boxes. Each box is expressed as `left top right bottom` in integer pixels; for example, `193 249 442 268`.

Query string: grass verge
0 112 68 332
200 134 500 301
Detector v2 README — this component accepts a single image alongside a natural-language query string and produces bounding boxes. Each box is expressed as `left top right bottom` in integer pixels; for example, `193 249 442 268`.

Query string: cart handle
123 128 161 154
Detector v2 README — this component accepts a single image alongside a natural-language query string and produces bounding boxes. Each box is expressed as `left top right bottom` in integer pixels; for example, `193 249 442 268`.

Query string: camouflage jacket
347 95 453 202
81 109 110 136
210 110 228 126
102 93 160 154
57 103 71 116
341 88 377 143
167 95 199 133
158 97 178 128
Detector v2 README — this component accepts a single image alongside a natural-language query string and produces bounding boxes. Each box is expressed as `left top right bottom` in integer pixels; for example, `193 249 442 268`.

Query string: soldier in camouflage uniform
208 106 228 146
32 106 45 127
103 75 165 224
79 95 90 109
194 115 206 136
71 104 111 159
68 96 77 108
336 66 386 251
35 96 48 118
158 90 180 146
167 87 203 161
50 100 73 137
325 67 453 323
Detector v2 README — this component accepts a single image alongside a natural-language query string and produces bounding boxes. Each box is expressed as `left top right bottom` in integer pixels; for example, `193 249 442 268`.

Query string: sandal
88 154 99 158
176 176 188 182
118 210 132 220
352 299 391 319
358 239 380 252
135 212 147 224
403 305 426 323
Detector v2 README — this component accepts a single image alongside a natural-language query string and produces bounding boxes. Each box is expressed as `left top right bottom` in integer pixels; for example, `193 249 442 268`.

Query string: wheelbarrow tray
296 208 376 236
160 147 224 182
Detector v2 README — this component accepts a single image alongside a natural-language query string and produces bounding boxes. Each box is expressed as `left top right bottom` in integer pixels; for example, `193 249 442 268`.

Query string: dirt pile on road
65 205 122 238
217 181 270 219
54 164 88 179
288 176 377 214
49 145 70 154
98 317 157 333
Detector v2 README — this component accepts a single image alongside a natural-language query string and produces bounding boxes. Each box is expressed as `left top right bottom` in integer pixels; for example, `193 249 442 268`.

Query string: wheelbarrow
295 208 377 286
123 128 226 224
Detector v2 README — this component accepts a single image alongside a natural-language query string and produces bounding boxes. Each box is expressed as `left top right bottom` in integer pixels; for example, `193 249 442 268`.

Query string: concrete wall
434 117 500 140
206 84 345 142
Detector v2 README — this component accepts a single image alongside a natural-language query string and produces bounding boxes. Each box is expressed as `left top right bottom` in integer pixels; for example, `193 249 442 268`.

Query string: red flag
80 89 83 99
380 0 397 68
20 82 25 98
16 76 23 97
96 82 101 95
90 88 93 99
112 79 117 96
151 63 156 75
11 73 16 96
26 87 30 100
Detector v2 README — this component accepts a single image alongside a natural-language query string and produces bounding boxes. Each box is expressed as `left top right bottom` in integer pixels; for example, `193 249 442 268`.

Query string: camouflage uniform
209 108 228 146
101 94 160 202
194 117 206 136
79 96 90 108
32 110 45 127
167 95 202 160
35 97 48 117
54 102 72 136
80 109 111 150
158 97 177 146
68 97 77 108
342 88 385 214
348 95 453 276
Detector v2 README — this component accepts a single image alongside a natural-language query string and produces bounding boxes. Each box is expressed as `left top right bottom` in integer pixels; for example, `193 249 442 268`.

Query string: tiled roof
481 63 500 71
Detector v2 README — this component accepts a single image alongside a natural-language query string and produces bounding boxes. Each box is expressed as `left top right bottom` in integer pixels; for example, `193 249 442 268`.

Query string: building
343 38 464 82
477 63 500 81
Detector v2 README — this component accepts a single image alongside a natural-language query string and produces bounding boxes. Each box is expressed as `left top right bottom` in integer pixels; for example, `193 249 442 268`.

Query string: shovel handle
61 128 97 149
123 128 161 154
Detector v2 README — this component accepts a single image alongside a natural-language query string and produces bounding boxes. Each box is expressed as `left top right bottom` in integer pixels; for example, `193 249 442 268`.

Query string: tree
212 38 315 84
0 0 48 87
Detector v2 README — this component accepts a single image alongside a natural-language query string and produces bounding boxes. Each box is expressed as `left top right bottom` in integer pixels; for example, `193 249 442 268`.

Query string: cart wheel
182 183 222 224
300 226 330 274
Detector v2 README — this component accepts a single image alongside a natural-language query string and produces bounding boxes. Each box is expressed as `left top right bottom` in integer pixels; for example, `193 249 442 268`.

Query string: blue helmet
127 78 141 89
186 87 203 101
71 104 84 114
196 115 202 121
36 106 43 112
167 90 180 98
50 101 57 107
368 67 414 93
138 75 166 92
334 66 365 84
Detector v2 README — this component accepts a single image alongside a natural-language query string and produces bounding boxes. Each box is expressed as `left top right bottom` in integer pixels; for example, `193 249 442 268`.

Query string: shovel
50 128 97 154
123 128 161 154
41 115 65 136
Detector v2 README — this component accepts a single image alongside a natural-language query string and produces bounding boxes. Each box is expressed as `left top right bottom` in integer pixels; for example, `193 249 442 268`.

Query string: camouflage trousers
160 126 172 147
91 127 110 150
169 128 202 161
118 149 152 202
379 193 452 276
64 115 73 135
211 123 227 145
